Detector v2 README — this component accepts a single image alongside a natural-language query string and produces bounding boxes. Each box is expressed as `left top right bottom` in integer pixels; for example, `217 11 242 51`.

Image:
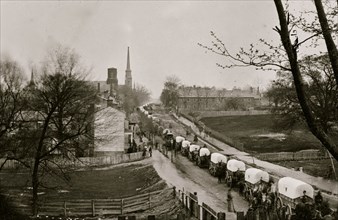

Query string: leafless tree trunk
274 0 338 160
313 0 338 85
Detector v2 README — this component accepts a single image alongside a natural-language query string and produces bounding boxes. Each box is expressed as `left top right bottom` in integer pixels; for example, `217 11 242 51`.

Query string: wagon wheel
275 197 283 219
285 204 292 220
276 197 283 211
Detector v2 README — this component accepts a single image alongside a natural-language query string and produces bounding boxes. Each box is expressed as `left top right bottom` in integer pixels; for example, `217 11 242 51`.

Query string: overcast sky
1 1 319 98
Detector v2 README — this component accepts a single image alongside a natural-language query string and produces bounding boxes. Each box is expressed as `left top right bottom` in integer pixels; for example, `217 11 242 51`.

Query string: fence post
177 213 186 220
173 186 176 198
129 216 136 220
148 215 155 220
63 201 67 217
149 193 151 209
236 212 244 220
121 199 124 215
92 200 95 216
217 212 226 220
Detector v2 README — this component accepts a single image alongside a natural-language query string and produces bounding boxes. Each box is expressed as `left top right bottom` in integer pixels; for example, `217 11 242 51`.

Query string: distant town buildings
91 47 135 156
177 85 267 111
92 47 133 106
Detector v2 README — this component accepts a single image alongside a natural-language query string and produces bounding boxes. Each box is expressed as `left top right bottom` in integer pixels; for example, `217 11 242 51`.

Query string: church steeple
125 47 132 89
29 68 35 87
126 47 131 71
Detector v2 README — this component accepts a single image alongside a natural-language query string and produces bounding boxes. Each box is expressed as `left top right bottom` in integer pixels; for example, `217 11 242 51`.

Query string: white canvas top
199 148 210 156
245 168 269 184
278 177 314 199
163 129 171 135
227 159 246 172
182 140 190 148
144 111 149 115
189 144 200 152
210 153 228 163
176 136 185 143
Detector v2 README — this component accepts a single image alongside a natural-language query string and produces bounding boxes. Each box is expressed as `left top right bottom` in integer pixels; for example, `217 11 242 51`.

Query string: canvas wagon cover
199 148 210 156
278 177 314 199
182 140 190 148
245 168 269 184
210 153 228 164
163 129 171 135
227 159 246 172
189 144 200 152
176 136 185 143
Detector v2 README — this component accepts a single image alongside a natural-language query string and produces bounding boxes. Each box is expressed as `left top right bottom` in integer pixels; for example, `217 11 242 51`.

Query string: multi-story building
177 85 265 111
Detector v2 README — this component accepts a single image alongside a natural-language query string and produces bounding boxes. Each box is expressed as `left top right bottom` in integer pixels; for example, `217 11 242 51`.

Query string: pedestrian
142 147 147 157
315 190 323 206
193 134 198 143
149 146 152 157
227 188 234 212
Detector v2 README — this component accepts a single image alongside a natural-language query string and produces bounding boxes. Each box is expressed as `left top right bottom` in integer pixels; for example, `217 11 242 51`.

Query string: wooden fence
256 149 329 162
0 152 144 170
10 189 165 217
197 110 270 119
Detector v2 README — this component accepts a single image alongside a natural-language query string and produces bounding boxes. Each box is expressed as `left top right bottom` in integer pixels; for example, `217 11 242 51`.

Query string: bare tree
18 45 98 215
120 83 151 115
160 75 181 108
267 54 338 132
0 58 28 169
199 0 338 160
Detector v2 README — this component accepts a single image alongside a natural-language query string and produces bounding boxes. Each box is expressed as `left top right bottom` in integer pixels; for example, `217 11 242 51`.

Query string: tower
107 67 118 96
125 47 132 89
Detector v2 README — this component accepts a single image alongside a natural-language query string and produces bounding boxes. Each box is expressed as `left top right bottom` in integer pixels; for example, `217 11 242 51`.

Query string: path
151 150 248 219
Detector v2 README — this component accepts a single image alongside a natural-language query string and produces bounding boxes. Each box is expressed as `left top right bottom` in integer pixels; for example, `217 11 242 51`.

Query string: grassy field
0 163 166 202
274 159 338 179
201 114 338 153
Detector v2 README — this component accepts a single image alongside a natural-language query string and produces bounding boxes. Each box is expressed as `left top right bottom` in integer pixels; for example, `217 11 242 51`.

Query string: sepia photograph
0 0 337 219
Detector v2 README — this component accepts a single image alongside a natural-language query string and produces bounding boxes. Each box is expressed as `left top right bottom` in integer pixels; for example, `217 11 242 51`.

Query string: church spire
29 68 35 87
125 47 132 89
126 47 131 71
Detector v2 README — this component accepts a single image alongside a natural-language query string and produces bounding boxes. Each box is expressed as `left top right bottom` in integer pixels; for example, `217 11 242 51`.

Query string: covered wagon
209 153 228 176
196 147 211 168
276 177 314 219
188 144 200 161
175 136 185 151
226 159 246 187
243 168 270 201
181 140 190 156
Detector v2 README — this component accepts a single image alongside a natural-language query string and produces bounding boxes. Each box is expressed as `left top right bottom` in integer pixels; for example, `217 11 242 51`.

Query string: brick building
177 86 265 111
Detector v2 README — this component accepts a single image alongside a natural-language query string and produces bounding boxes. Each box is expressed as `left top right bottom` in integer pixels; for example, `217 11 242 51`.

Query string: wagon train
145 117 335 219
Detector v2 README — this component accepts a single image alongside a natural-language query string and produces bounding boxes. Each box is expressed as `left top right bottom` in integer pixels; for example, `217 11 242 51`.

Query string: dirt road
152 150 249 214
